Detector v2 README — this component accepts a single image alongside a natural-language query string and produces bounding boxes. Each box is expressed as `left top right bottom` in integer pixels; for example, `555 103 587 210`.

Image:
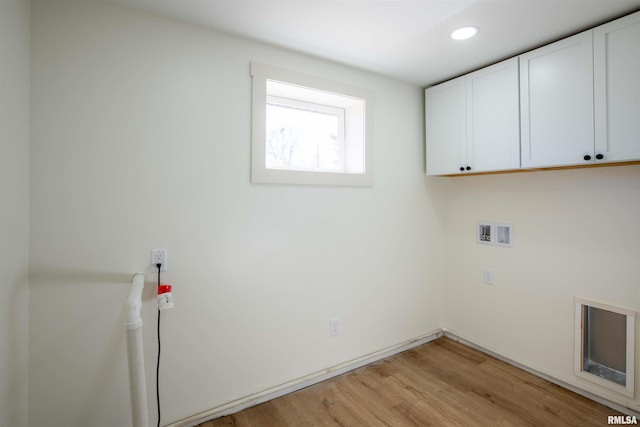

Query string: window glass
266 97 344 172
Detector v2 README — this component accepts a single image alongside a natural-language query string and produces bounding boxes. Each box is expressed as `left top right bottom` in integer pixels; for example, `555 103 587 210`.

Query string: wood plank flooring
199 337 622 426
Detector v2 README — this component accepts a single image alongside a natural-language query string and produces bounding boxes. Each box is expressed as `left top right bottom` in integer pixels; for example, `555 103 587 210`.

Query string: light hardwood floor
199 337 622 426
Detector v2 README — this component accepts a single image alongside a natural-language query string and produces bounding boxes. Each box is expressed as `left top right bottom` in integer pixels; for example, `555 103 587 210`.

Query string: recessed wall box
477 223 492 244
477 222 513 247
496 224 513 247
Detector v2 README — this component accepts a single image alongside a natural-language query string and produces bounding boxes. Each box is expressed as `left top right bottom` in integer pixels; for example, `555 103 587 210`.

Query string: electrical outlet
151 249 167 272
330 318 340 337
483 268 494 285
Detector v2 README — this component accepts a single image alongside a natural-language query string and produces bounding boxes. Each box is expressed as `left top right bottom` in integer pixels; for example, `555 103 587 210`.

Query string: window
251 63 374 185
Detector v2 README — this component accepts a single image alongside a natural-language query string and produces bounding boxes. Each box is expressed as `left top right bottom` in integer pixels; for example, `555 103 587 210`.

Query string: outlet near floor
330 318 340 337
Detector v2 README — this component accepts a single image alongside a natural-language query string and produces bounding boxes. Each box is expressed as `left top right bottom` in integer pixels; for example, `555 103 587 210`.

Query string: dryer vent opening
575 298 636 397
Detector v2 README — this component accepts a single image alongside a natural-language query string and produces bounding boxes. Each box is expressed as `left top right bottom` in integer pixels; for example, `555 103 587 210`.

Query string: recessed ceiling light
451 26 479 40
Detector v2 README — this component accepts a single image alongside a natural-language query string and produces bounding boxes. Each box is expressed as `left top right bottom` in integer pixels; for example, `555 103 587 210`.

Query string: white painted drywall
32 1 639 424
0 1 30 426
443 166 640 411
29 1 446 425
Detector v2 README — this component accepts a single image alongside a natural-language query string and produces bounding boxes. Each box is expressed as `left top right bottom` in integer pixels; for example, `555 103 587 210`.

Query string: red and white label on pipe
158 284 174 310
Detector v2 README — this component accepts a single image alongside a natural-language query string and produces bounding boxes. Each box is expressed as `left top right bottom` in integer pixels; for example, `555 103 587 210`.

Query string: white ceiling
109 0 640 87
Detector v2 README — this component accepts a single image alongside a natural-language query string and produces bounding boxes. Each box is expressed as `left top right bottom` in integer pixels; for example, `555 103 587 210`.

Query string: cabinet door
594 11 640 163
425 76 466 175
466 57 520 173
520 31 594 168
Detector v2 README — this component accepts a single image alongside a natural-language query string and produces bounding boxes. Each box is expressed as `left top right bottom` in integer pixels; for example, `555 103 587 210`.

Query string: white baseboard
442 329 640 418
171 329 443 427
171 328 639 426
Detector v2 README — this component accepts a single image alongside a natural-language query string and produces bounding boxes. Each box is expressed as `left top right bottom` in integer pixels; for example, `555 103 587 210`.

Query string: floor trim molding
442 329 640 418
171 330 443 427
172 328 639 426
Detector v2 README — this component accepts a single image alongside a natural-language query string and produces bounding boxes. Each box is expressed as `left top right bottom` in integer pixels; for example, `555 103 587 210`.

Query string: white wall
29 1 446 426
443 165 640 412
0 0 30 426
31 2 639 425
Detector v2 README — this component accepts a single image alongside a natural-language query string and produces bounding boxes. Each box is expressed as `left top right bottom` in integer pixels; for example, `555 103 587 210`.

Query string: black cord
156 263 162 427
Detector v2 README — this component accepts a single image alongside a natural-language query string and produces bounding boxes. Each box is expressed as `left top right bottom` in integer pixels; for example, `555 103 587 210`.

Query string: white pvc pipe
125 273 145 330
125 273 149 427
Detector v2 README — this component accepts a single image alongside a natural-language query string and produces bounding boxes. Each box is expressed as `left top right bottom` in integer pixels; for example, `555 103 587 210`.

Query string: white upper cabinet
425 76 465 176
594 11 640 163
520 31 594 168
426 58 519 175
466 58 520 173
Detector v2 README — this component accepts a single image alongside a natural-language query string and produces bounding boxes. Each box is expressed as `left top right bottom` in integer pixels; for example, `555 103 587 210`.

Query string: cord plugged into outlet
151 249 167 272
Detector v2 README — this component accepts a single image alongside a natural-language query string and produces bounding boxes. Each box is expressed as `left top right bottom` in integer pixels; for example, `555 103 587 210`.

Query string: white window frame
251 62 374 186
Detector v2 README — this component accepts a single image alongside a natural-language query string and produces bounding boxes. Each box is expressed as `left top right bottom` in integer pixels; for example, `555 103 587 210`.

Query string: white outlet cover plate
330 318 340 336
151 249 167 272
483 268 494 285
